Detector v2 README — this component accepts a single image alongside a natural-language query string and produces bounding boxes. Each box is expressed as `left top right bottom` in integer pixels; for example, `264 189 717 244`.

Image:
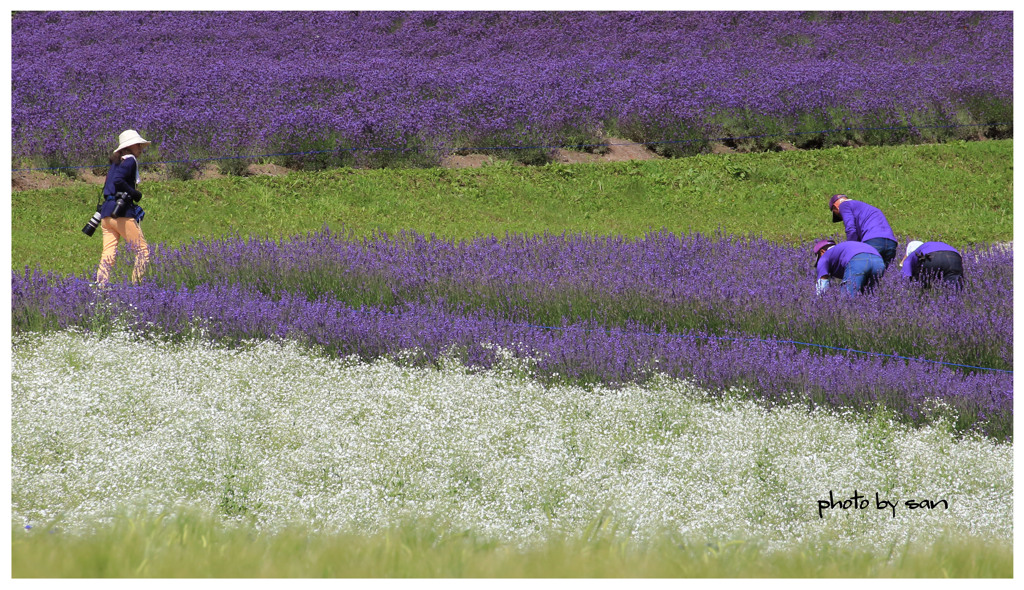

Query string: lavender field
11 231 1013 440
9 11 1015 575
12 11 1012 171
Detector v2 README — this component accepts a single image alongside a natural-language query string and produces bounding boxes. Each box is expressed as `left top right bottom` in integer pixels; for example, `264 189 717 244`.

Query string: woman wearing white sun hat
812 239 885 296
96 130 151 286
900 240 964 289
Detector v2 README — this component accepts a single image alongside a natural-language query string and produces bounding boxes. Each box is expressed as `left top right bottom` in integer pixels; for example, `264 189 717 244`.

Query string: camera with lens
110 191 134 218
82 211 102 237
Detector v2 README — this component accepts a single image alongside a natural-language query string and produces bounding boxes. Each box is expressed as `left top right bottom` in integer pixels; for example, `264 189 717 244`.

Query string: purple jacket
817 241 881 278
901 242 960 278
837 200 896 243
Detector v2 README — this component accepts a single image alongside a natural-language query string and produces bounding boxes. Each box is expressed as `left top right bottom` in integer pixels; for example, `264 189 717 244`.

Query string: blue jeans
842 253 885 295
864 237 897 268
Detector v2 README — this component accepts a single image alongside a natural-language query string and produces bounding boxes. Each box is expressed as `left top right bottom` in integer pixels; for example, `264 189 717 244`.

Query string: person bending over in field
96 130 150 286
828 194 899 268
813 239 886 296
900 240 965 290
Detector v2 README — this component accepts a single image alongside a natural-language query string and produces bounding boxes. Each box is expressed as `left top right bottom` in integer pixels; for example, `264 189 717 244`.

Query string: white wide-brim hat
114 129 151 154
906 241 924 257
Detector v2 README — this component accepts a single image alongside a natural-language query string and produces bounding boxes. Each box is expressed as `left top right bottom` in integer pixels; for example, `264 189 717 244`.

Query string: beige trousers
96 217 149 285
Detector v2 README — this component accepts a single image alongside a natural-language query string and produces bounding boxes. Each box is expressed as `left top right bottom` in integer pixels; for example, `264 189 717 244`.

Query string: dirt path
10 137 776 191
11 162 295 192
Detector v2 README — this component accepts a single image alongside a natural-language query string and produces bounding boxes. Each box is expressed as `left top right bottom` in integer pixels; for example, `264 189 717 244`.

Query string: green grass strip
13 140 1012 277
12 512 1012 577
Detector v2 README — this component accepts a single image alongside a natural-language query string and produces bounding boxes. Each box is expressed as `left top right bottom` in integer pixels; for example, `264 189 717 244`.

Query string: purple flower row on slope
10 270 1012 439
12 11 1012 166
143 229 1013 371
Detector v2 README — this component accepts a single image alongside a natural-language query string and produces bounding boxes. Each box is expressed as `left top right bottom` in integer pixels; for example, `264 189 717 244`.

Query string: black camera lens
82 212 101 236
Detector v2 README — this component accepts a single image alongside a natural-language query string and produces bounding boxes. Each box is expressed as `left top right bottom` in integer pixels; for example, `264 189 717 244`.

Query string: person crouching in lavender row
828 194 899 268
813 239 886 296
901 240 965 290
96 130 150 286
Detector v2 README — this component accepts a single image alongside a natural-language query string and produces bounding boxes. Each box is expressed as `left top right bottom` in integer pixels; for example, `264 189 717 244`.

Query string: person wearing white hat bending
900 240 964 289
812 239 886 295
96 130 151 286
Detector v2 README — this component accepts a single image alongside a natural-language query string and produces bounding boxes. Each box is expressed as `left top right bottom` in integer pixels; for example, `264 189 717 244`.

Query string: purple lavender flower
12 231 1013 440
12 12 1013 168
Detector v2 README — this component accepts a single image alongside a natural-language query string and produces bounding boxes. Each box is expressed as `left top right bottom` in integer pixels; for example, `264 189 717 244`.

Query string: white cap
906 241 924 257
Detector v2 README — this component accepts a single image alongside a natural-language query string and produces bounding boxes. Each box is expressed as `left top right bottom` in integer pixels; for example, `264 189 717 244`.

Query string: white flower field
11 330 1012 557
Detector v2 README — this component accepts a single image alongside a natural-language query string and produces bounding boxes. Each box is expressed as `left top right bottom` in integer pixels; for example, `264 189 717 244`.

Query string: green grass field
12 512 1012 577
12 140 1013 276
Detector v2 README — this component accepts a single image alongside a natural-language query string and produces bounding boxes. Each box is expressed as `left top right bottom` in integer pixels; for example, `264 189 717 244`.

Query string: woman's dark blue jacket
100 155 144 221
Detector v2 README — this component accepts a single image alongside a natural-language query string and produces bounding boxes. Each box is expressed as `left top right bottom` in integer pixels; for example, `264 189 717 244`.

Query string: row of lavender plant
13 11 1012 170
11 270 1011 439
141 229 1012 372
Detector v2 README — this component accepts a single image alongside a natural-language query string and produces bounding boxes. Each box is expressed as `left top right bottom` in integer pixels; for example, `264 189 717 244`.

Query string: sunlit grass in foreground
11 330 1013 577
13 513 1011 577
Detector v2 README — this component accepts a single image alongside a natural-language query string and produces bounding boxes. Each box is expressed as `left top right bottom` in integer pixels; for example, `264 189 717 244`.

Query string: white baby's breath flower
10 330 1013 554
